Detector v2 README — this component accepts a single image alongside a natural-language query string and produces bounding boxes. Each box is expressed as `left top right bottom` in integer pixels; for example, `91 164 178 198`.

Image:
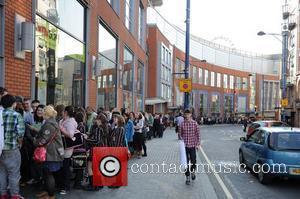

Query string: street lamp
257 30 287 122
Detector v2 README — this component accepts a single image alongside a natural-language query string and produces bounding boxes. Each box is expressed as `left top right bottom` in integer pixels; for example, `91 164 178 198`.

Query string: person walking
0 94 25 199
179 109 200 185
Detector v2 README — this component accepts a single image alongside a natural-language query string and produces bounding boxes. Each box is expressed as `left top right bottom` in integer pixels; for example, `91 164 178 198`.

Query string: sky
156 0 283 55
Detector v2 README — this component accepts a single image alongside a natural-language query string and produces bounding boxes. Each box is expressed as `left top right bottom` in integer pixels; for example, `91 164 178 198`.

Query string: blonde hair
44 105 57 118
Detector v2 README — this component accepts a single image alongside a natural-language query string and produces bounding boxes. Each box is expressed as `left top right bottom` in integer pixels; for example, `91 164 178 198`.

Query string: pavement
22 128 219 199
22 124 300 199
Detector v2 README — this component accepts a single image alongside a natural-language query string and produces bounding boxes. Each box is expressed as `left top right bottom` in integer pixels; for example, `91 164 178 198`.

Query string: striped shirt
2 108 25 150
179 119 200 148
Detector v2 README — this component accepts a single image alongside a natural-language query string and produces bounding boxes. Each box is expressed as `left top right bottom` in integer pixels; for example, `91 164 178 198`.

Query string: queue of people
0 86 169 199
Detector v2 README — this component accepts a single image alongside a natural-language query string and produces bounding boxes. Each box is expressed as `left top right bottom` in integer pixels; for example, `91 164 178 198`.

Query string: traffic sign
179 79 192 92
281 98 288 107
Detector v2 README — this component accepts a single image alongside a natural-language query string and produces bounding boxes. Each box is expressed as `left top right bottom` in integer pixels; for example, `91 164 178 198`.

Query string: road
22 125 300 199
200 124 300 199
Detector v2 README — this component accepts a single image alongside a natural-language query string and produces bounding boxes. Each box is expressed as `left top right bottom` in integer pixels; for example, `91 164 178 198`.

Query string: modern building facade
0 0 163 112
146 7 281 120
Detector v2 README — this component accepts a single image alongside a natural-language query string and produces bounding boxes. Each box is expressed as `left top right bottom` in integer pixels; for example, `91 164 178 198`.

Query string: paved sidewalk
24 129 218 199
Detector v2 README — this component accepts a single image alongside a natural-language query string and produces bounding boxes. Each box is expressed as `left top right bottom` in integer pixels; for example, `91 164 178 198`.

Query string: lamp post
257 30 287 122
184 0 191 110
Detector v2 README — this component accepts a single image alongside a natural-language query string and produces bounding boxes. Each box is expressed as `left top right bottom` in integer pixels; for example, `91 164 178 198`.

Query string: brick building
0 0 162 112
146 8 281 120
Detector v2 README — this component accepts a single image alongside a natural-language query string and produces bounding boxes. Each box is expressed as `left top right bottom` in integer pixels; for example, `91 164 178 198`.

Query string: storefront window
97 22 117 110
199 93 208 117
35 16 85 107
237 96 247 113
211 94 220 113
224 95 233 113
123 47 134 111
37 0 85 41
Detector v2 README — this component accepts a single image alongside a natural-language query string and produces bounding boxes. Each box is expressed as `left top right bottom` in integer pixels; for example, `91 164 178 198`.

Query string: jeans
0 149 21 196
185 147 196 176
60 158 71 191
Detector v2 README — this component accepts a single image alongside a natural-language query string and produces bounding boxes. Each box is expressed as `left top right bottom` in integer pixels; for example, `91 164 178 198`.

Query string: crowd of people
0 87 169 199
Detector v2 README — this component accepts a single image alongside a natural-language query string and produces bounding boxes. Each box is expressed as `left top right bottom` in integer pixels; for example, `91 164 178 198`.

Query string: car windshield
269 132 300 151
270 122 289 127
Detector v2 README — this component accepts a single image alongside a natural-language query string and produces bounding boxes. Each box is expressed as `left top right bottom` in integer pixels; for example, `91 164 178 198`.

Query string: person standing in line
58 106 77 195
33 106 64 199
0 87 8 157
133 112 145 158
0 94 25 199
179 109 200 185
124 113 134 155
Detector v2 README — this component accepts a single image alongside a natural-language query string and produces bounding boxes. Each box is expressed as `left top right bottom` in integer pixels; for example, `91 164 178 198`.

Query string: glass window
237 96 247 113
192 66 198 83
123 47 134 111
37 0 85 41
204 70 209 86
199 93 208 117
224 95 233 114
198 68 203 84
125 0 134 32
236 77 241 90
106 0 120 15
217 73 221 88
35 16 85 107
137 61 144 95
223 74 228 89
230 75 234 89
138 2 144 46
211 94 220 113
97 22 117 110
243 77 248 90
211 72 215 87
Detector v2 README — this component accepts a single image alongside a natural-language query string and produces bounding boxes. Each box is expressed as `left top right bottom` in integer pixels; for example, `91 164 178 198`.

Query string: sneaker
191 172 196 180
186 176 191 185
142 154 147 157
59 190 67 195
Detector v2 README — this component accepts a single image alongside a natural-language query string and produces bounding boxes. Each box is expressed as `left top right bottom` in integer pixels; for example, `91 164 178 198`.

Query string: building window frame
125 0 134 32
138 1 145 47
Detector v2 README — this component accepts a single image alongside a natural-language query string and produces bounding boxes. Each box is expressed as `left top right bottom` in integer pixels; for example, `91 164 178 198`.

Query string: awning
145 98 167 105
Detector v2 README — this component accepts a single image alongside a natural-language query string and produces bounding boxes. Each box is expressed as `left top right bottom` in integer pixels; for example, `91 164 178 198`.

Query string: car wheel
239 151 246 169
257 163 271 184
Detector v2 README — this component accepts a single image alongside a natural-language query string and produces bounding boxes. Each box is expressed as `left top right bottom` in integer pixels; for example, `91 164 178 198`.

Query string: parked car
246 121 289 137
239 127 300 184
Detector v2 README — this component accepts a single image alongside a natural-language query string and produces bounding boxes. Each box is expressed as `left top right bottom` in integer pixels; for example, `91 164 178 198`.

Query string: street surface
22 125 300 199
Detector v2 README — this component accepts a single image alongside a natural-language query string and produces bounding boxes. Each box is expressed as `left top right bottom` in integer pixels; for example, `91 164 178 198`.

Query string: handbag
33 130 57 163
62 130 83 149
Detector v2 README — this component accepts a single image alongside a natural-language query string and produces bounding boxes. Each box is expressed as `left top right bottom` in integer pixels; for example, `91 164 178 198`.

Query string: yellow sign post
281 98 288 107
179 79 192 93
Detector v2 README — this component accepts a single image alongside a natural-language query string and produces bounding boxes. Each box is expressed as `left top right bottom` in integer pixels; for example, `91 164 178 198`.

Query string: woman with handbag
33 106 64 199
58 106 78 195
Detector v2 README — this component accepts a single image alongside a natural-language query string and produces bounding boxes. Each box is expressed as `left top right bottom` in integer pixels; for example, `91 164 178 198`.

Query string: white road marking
224 175 244 199
200 147 234 199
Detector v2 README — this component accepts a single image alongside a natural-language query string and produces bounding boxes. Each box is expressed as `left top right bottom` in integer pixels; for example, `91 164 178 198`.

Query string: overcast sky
156 0 282 55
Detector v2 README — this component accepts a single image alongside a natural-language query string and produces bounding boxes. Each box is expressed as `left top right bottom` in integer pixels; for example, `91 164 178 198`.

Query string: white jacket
0 106 4 156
